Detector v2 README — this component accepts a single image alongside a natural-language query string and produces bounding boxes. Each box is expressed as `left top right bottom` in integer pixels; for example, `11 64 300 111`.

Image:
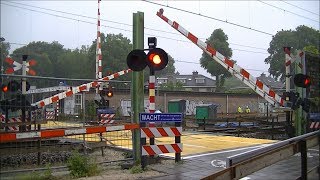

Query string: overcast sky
1 0 319 78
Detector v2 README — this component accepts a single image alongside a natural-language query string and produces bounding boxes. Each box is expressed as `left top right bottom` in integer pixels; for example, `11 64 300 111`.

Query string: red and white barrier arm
33 69 131 108
0 123 139 143
156 9 285 107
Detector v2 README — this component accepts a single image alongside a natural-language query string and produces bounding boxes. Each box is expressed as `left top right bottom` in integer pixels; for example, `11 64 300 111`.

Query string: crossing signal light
294 74 311 88
126 48 168 72
106 89 113 97
146 48 168 71
126 49 147 71
1 80 31 92
1 84 8 92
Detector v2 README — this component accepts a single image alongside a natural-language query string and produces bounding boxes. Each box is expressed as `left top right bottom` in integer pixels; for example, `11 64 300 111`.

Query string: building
156 71 216 92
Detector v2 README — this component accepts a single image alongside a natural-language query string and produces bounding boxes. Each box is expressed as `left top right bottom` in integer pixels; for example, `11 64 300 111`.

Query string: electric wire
142 0 274 36
4 1 268 51
257 0 319 23
175 60 268 72
279 0 319 16
2 2 268 54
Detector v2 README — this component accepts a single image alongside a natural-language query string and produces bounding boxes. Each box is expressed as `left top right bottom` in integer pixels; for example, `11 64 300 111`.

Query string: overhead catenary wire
2 2 269 54
257 0 319 23
279 0 319 16
3 1 269 51
142 0 274 36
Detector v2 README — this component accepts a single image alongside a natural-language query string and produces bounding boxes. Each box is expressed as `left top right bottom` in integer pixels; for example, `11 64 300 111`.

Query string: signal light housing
1 80 31 93
126 49 147 71
294 73 311 88
126 47 168 72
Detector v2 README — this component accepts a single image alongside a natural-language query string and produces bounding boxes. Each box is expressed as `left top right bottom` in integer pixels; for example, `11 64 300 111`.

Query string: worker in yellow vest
237 106 243 113
245 106 251 113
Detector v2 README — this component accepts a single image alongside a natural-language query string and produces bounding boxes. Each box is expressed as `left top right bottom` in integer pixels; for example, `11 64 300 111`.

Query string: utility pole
132 11 144 164
294 51 306 135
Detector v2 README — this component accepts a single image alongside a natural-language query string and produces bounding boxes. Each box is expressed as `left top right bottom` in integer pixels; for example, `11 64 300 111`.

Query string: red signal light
294 73 311 88
304 78 310 86
1 85 8 92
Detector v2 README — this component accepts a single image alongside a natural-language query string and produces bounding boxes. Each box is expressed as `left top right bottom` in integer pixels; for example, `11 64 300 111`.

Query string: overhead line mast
96 0 103 91
156 8 285 107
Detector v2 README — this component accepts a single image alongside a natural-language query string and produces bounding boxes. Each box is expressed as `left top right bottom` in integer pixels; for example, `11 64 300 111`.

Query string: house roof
257 73 284 89
158 71 216 87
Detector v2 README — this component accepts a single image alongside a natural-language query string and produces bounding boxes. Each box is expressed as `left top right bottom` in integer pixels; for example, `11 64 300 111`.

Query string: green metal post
294 54 304 136
132 11 144 164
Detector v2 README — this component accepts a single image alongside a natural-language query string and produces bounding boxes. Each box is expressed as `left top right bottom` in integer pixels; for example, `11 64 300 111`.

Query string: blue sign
96 108 115 114
139 113 182 122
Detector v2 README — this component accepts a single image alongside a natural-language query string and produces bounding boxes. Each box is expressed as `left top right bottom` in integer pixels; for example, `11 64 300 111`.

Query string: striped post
156 9 285 107
149 75 156 127
96 0 102 81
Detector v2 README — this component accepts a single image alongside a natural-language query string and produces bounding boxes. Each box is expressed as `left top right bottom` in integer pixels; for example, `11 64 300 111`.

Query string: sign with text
139 113 182 122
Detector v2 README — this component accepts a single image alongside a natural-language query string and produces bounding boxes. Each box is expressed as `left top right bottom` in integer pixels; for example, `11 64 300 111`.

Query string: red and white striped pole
156 9 285 107
96 0 103 93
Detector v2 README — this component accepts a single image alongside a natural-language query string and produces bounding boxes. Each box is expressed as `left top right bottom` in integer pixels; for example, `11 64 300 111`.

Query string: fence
0 75 135 171
202 130 320 180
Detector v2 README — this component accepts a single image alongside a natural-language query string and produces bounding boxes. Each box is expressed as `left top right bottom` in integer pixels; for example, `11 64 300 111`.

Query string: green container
196 104 218 125
168 99 186 114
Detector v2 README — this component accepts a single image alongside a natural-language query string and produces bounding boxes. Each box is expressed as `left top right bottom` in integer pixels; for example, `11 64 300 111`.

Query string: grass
67 151 100 178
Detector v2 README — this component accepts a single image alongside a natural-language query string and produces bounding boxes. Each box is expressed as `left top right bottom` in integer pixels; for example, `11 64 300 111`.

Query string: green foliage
85 100 97 119
200 29 233 92
265 25 320 80
0 41 10 70
67 151 99 178
130 165 143 174
303 45 319 55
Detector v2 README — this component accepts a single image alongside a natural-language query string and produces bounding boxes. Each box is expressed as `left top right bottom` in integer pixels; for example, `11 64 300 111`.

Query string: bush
130 165 143 174
67 152 99 178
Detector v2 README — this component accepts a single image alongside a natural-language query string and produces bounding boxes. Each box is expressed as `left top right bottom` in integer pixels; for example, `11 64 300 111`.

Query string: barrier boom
33 69 131 108
156 9 284 107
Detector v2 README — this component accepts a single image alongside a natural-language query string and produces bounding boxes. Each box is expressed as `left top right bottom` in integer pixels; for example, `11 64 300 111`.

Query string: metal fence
0 74 134 171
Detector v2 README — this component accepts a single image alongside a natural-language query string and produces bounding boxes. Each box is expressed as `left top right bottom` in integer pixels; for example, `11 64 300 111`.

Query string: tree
0 41 10 73
265 25 319 80
88 33 132 81
200 29 233 92
56 50 91 78
10 41 66 77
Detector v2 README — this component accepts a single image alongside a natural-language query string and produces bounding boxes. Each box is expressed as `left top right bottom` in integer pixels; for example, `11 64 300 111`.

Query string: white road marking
240 177 251 180
211 159 226 168
184 144 207 148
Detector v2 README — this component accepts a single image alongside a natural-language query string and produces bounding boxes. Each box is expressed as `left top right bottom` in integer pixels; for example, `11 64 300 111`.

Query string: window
176 78 186 83
75 94 82 104
157 78 167 84
195 78 205 84
74 104 81 114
